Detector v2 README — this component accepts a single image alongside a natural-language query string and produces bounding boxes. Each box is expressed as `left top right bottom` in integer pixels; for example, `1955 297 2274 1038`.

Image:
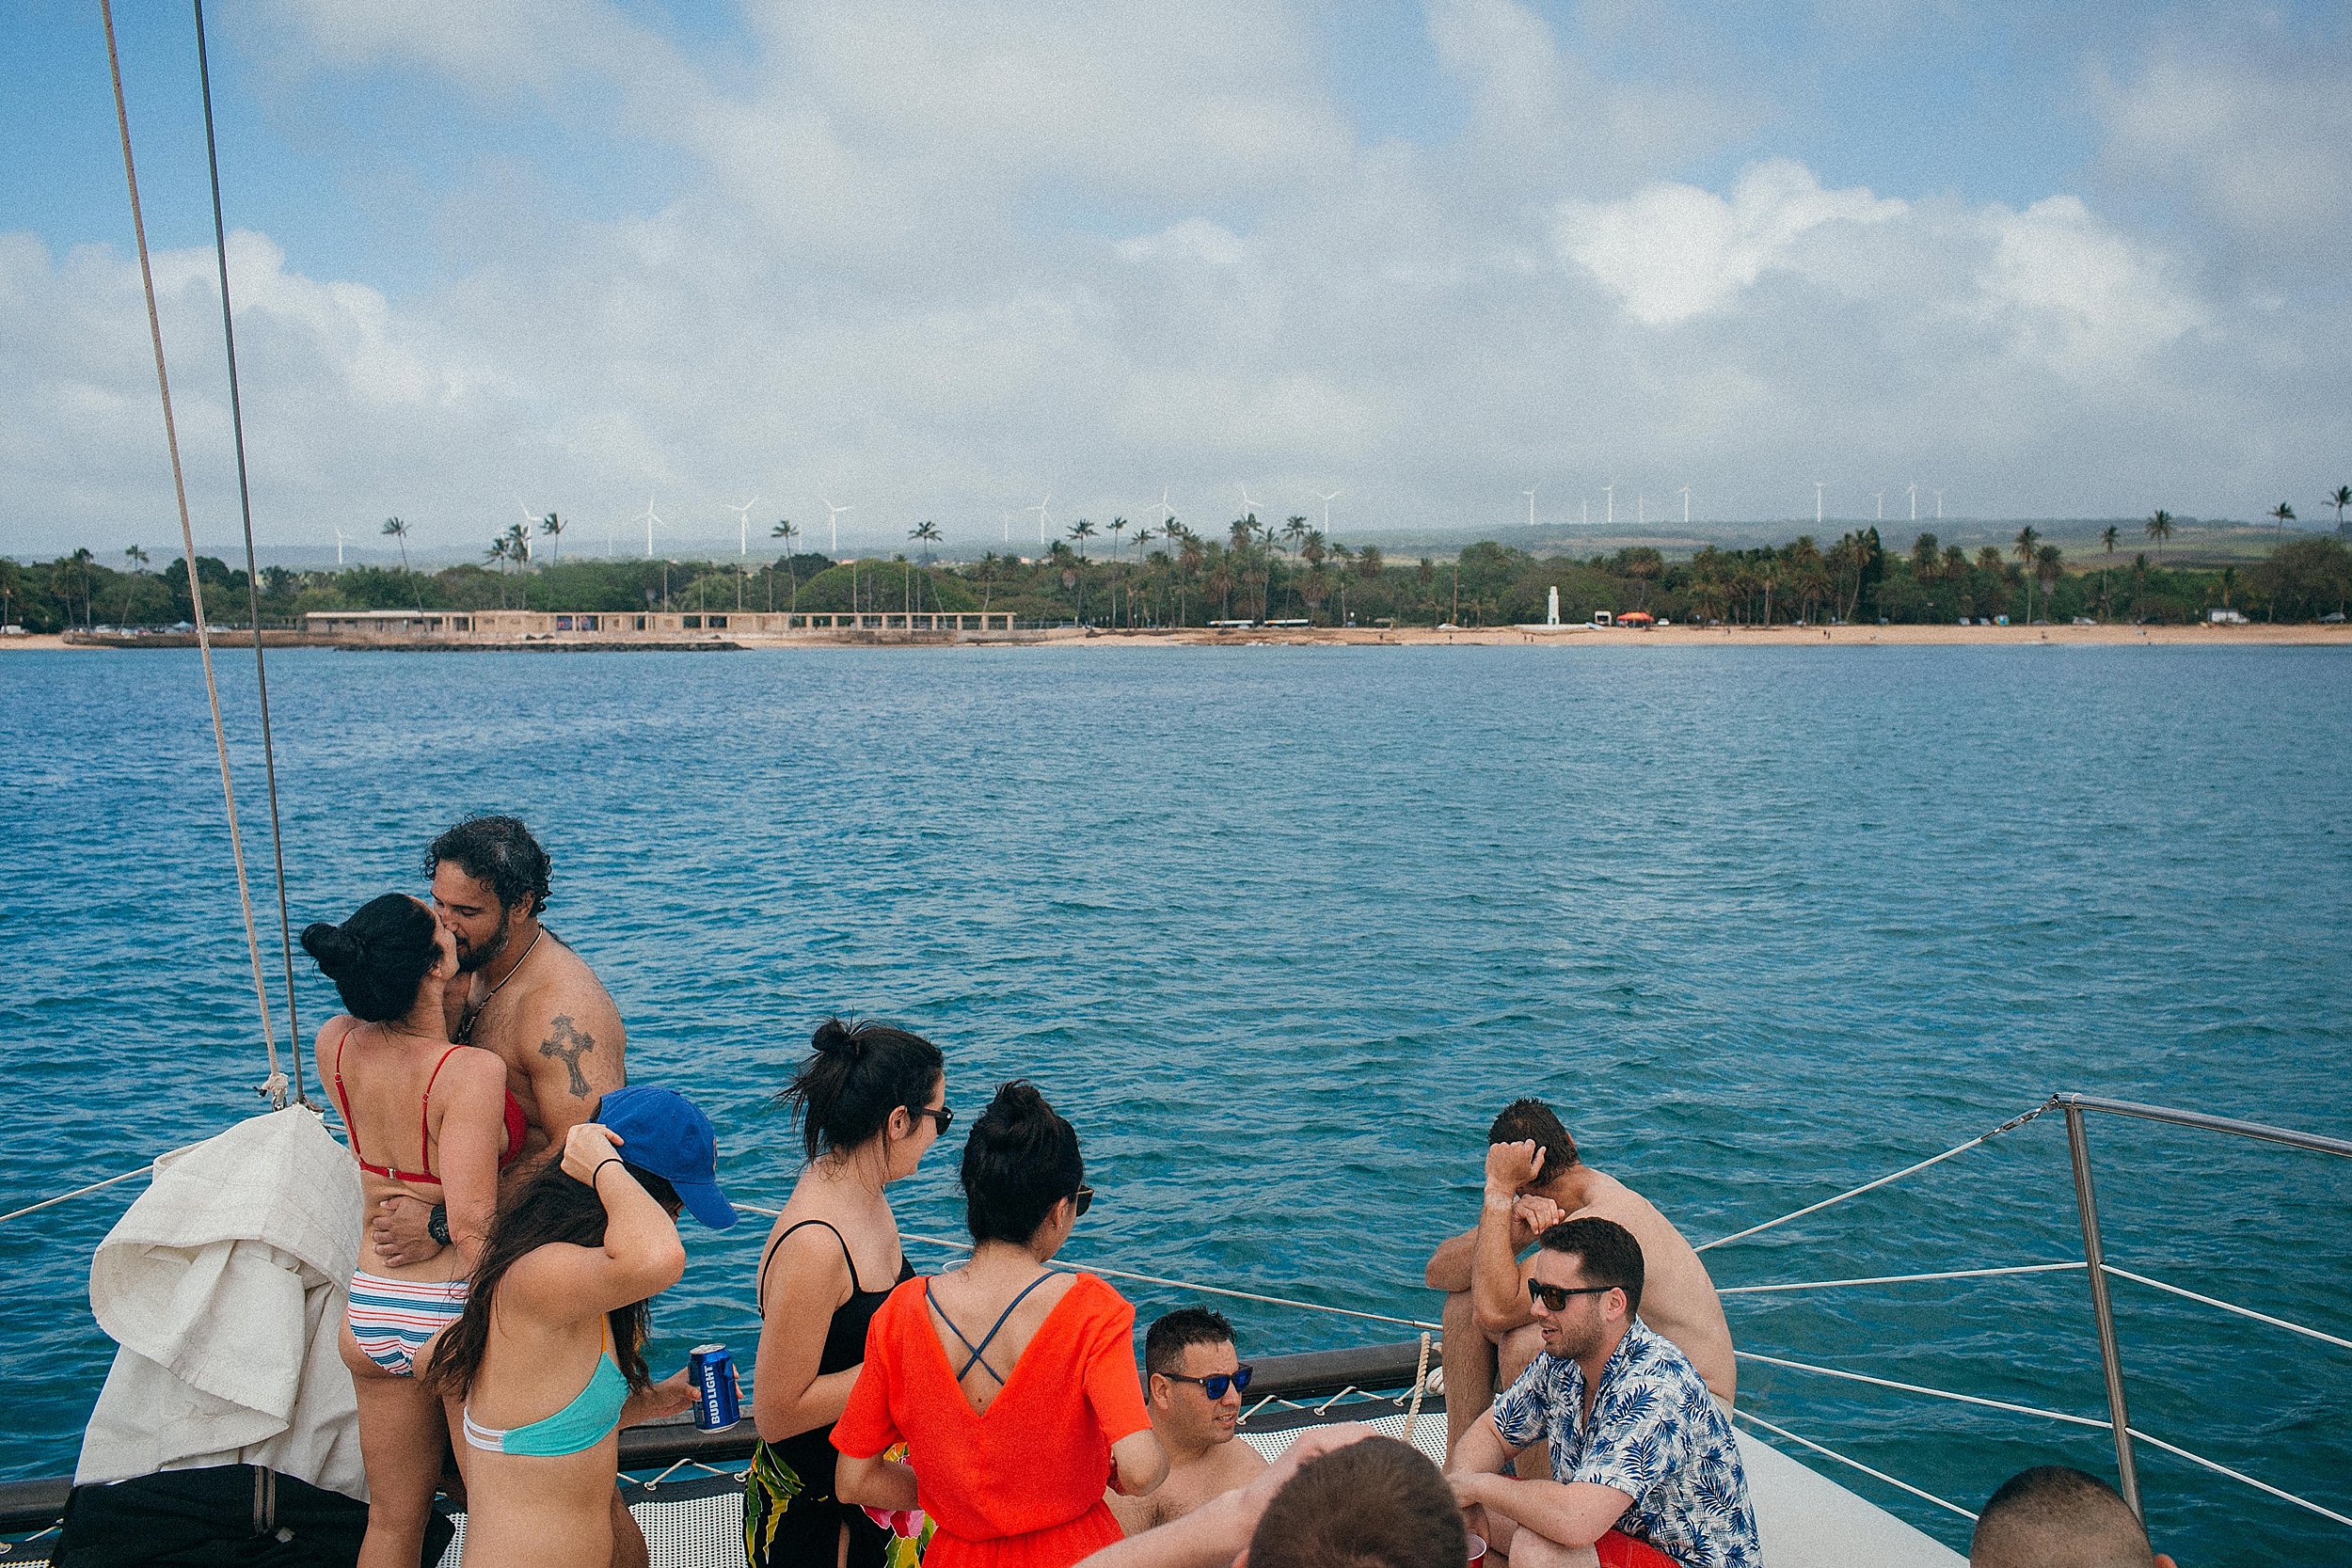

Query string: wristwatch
427 1205 451 1246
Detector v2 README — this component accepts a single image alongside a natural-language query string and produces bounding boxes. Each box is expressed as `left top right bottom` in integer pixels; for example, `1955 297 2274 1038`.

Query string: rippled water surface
2 644 2346 1562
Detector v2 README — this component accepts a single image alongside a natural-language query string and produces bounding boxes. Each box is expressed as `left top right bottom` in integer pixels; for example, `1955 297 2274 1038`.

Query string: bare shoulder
439 1045 509 1092
538 932 622 1021
758 1217 856 1310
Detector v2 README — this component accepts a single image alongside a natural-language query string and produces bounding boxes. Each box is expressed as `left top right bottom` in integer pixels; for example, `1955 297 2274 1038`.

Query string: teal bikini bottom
462 1353 628 1458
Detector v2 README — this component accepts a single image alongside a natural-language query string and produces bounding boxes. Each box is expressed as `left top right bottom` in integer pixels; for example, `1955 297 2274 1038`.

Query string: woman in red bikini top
302 894 523 1568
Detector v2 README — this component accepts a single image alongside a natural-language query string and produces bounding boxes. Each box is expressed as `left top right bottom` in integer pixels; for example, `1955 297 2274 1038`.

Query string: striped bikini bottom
346 1270 469 1378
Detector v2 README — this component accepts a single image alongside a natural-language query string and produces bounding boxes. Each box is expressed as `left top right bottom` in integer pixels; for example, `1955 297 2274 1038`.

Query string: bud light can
688 1343 739 1432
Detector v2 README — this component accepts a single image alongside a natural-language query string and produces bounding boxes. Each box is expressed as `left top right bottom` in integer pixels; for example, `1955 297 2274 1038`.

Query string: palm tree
2144 509 2173 562
2097 525 2120 619
382 515 412 572
2035 544 2062 620
119 545 150 624
771 520 801 616
2102 524 2120 557
1281 515 1310 559
2013 527 2042 622
2268 501 2296 537
69 546 95 628
539 512 564 561
2330 485 2352 535
976 550 1001 615
911 520 942 565
1066 519 1096 623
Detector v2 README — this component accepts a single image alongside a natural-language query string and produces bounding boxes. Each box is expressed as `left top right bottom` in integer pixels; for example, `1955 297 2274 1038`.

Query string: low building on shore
300 608 1018 642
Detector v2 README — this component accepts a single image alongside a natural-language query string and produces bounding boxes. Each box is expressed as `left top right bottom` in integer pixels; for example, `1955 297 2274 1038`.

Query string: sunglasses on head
1163 1365 1254 1400
1527 1278 1617 1312
1071 1184 1094 1218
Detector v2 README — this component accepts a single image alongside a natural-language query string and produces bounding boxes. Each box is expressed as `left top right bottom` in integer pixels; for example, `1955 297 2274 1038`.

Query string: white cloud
4 0 2347 558
1556 159 1905 326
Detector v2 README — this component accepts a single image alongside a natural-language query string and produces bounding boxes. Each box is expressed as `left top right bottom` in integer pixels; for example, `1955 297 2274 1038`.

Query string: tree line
8 511 2349 635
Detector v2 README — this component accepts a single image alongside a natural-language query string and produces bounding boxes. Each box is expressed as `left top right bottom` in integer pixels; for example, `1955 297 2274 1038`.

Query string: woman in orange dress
835 1081 1167 1568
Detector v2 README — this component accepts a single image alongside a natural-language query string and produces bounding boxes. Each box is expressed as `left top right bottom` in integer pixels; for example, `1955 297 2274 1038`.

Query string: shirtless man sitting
371 815 628 1259
1426 1101 1733 1458
1109 1308 1268 1536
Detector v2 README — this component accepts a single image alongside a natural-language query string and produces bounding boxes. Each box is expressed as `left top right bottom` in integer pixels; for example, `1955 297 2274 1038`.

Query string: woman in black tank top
747 1022 949 1568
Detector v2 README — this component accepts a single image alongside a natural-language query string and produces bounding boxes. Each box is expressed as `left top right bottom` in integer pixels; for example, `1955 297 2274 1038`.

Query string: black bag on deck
52 1465 453 1567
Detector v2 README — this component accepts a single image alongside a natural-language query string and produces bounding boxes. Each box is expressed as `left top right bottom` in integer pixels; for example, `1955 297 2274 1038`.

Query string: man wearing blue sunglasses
1108 1308 1268 1535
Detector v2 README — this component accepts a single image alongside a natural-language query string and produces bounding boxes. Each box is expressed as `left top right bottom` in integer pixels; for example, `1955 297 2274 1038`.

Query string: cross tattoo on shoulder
540 1015 596 1097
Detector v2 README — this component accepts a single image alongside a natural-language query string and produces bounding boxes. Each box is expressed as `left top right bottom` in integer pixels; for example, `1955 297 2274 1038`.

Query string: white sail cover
76 1104 367 1499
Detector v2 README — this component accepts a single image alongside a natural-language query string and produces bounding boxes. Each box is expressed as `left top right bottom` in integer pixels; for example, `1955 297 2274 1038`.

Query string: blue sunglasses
1163 1365 1254 1400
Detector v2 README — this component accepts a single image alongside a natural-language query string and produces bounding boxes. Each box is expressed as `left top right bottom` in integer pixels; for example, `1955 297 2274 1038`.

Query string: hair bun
811 1018 860 1058
301 921 358 975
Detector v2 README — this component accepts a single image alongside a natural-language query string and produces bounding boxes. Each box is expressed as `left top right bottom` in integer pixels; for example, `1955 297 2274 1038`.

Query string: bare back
925 1266 1081 1417
1567 1166 1736 1402
315 1016 506 1280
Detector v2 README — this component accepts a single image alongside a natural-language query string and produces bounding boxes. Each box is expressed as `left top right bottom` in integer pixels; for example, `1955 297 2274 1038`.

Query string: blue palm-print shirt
1490 1320 1760 1568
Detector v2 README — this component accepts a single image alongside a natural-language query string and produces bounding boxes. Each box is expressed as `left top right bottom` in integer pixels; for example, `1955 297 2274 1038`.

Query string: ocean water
1 643 2345 1564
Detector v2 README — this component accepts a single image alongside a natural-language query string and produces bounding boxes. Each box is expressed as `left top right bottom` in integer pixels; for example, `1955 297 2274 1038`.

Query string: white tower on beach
1548 585 1560 626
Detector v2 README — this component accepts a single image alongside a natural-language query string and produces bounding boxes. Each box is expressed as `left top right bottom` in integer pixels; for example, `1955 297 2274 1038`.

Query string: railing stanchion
2065 1103 2141 1518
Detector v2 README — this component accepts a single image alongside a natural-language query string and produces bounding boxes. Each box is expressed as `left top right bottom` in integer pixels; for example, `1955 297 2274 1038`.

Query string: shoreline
6 622 2348 653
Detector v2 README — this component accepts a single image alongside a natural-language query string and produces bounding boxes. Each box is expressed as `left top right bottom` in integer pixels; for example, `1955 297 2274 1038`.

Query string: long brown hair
423 1161 661 1400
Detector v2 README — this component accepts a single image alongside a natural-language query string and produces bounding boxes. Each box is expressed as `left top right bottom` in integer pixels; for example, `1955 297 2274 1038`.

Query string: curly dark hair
429 816 551 916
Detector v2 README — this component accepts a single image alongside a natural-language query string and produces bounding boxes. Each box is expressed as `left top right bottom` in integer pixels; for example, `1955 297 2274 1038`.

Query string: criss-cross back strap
928 1271 1057 1386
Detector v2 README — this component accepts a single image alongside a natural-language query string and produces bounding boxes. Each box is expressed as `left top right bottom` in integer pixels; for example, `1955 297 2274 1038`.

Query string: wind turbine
1522 482 1541 530
728 498 761 558
332 526 349 567
1934 488 1946 521
1907 482 1918 522
1320 489 1342 535
515 499 540 561
1678 485 1692 525
1874 490 1884 522
1161 486 1175 529
1637 495 1646 528
1001 511 1012 545
1602 483 1615 527
1031 495 1051 547
822 498 852 555
1814 483 1825 527
641 496 661 558
1237 483 1258 519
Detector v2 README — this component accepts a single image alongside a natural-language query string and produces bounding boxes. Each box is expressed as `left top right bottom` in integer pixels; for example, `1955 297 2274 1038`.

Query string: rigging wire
192 0 306 1106
102 0 288 1108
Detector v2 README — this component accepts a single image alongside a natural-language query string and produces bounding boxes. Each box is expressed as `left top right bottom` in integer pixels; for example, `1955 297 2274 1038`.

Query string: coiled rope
102 0 289 1108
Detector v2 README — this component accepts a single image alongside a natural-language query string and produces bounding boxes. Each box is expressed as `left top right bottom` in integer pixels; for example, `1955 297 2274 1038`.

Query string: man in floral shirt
1447 1218 1759 1568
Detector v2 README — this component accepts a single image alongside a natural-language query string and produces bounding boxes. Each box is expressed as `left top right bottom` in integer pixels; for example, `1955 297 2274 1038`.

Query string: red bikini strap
417 1045 467 1169
329 1024 365 1166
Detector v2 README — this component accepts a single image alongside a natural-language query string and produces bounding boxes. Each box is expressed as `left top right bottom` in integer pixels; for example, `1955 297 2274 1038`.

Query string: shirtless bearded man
1108 1308 1267 1535
1425 1101 1733 1458
372 816 628 1265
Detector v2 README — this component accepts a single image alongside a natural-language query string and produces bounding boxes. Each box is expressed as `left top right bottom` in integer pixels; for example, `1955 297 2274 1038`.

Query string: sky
3 0 2348 561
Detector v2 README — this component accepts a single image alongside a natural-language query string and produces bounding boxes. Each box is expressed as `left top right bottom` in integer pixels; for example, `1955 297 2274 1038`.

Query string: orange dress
834 1273 1151 1568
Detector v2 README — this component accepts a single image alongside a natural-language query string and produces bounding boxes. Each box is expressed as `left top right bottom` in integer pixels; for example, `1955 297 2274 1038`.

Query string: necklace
453 927 544 1045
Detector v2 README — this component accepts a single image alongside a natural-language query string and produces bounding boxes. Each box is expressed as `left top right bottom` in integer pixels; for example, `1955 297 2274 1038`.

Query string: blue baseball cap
595 1085 738 1230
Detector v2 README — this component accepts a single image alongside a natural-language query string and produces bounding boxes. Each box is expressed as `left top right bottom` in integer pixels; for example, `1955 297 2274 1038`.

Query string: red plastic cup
1466 1533 1487 1568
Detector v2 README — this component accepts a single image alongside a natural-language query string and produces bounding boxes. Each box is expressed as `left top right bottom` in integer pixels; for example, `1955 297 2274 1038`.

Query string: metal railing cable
2101 1265 2352 1354
192 0 306 1107
102 0 289 1109
1734 1349 2113 1431
1717 1261 2083 1296
1695 1101 2051 1253
731 1205 1442 1332
2124 1427 2352 1529
1725 1405 1978 1523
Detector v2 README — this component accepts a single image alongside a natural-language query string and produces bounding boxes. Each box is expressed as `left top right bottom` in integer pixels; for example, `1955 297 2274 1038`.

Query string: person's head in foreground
1146 1307 1252 1449
1968 1466 2175 1568
301 893 453 1022
961 1080 1089 1256
1526 1215 1644 1360
1488 1099 1578 1190
428 814 551 972
781 1016 948 1180
1246 1436 1464 1568
422 1085 734 1401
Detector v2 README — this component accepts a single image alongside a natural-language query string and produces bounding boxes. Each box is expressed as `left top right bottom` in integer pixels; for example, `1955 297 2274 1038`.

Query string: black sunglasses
1070 1184 1095 1218
1527 1278 1617 1312
915 1105 955 1133
1164 1365 1254 1400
